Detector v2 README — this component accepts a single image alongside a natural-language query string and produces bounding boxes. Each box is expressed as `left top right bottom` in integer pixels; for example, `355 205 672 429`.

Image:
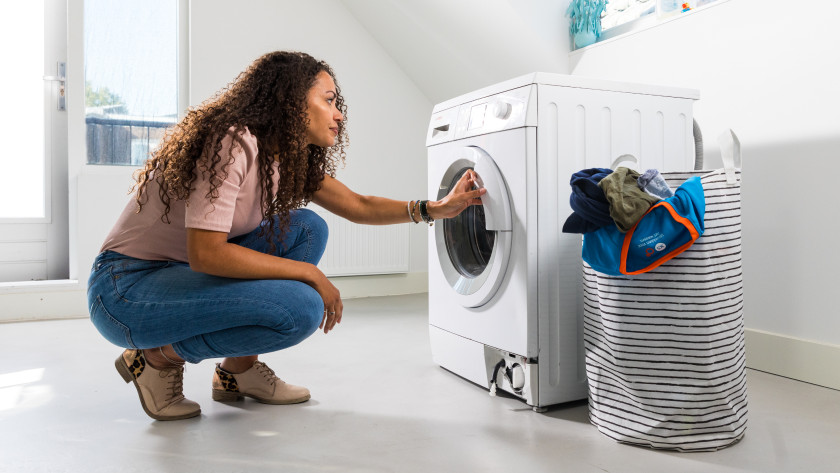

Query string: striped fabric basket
582 132 748 451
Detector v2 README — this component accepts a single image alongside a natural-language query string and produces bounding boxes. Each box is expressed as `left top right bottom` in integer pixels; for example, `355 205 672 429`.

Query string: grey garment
638 169 675 199
598 167 661 233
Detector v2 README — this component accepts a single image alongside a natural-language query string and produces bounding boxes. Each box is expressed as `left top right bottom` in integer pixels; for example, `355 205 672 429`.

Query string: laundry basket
582 131 747 451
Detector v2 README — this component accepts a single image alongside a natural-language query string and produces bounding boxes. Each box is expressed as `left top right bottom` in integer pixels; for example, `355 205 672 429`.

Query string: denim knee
251 281 324 351
290 208 328 264
279 283 324 347
296 207 328 242
294 208 325 228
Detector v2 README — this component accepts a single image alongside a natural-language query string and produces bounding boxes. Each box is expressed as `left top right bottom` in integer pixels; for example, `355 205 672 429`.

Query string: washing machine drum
435 146 512 308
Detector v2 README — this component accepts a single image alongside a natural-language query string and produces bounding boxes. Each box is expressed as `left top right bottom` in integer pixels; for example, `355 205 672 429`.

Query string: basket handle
718 130 742 184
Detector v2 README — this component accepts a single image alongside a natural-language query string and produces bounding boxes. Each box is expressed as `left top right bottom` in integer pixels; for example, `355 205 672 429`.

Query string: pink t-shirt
101 127 277 262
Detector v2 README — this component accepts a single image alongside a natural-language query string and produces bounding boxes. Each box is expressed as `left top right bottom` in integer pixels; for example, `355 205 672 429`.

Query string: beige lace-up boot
115 349 201 421
212 361 310 404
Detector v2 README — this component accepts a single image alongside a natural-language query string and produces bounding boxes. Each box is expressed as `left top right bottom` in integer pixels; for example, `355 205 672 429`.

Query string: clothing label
636 231 664 249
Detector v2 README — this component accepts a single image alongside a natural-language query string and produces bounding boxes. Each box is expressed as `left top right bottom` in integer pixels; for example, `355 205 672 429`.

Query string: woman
87 51 484 421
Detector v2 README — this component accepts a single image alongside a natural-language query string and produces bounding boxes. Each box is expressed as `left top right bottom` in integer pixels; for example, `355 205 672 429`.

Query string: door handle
42 62 66 111
474 152 512 232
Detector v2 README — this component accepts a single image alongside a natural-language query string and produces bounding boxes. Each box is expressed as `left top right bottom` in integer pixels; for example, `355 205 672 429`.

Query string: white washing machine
426 72 699 410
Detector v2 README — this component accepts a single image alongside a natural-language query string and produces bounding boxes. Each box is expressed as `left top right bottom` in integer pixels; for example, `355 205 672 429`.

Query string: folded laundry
638 169 675 199
562 167 614 234
599 167 660 233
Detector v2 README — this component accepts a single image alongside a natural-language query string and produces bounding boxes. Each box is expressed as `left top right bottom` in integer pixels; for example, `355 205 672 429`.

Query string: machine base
430 324 541 407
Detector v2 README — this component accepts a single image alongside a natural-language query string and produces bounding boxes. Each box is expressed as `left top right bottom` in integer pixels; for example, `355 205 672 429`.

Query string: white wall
570 0 840 387
340 0 572 104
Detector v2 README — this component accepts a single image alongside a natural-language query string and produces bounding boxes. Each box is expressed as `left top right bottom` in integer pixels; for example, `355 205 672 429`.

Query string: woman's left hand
427 169 486 220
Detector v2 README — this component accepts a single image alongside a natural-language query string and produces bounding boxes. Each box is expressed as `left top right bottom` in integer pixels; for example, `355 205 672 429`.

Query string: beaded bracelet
406 200 418 223
411 199 420 224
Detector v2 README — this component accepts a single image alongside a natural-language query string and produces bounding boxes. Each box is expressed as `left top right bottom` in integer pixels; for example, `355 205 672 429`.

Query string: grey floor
1 293 839 473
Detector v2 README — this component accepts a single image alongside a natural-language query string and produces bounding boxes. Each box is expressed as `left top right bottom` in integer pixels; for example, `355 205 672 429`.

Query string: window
84 0 179 165
601 0 656 31
0 1 47 218
599 0 723 43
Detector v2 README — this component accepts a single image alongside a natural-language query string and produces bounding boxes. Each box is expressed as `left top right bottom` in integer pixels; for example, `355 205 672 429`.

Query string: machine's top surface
432 72 700 113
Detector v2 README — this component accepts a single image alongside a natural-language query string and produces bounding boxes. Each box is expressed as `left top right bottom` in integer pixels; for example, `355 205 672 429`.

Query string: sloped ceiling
340 0 571 105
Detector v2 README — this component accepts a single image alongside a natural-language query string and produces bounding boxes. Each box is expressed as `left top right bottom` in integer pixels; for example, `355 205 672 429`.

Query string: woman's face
304 70 343 147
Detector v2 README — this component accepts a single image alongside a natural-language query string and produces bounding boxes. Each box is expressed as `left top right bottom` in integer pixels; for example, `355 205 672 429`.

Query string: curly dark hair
133 51 348 246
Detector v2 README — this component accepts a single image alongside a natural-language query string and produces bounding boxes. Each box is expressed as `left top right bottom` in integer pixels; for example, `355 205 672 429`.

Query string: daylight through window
84 0 178 165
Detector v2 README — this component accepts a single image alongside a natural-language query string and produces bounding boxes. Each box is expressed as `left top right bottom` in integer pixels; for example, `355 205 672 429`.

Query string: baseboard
329 272 428 299
0 281 88 322
745 328 840 390
0 273 429 323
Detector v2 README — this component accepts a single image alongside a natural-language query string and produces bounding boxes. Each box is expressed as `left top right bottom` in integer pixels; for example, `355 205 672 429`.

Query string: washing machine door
434 146 512 308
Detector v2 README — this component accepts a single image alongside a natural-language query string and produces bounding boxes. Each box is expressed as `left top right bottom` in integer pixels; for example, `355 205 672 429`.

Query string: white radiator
0 223 48 282
312 208 410 277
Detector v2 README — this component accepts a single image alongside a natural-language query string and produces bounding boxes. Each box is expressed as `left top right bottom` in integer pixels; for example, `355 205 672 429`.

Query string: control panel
426 84 535 146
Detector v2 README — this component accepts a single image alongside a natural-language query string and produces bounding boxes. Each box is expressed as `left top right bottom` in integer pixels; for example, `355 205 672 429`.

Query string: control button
492 100 511 120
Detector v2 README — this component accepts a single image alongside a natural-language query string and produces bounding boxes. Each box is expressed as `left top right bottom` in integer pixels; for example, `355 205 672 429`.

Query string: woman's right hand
309 265 343 334
427 169 486 220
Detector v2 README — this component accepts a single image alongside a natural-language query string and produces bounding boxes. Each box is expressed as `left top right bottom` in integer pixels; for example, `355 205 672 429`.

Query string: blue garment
638 169 675 199
583 176 705 276
562 167 614 234
87 208 327 363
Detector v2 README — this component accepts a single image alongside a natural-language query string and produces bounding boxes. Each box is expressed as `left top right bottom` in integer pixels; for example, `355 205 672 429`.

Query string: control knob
492 100 511 120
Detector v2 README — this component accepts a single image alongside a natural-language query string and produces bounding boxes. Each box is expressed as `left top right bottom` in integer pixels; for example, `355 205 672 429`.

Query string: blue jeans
87 209 328 363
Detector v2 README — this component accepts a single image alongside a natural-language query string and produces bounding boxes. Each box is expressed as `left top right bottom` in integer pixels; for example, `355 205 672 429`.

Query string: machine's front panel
427 128 535 358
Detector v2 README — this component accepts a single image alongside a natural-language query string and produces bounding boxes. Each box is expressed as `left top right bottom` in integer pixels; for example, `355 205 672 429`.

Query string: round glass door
443 167 495 279
434 147 512 308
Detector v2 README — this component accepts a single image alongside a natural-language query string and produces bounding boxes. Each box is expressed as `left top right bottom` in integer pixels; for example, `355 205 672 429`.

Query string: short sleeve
185 129 258 233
